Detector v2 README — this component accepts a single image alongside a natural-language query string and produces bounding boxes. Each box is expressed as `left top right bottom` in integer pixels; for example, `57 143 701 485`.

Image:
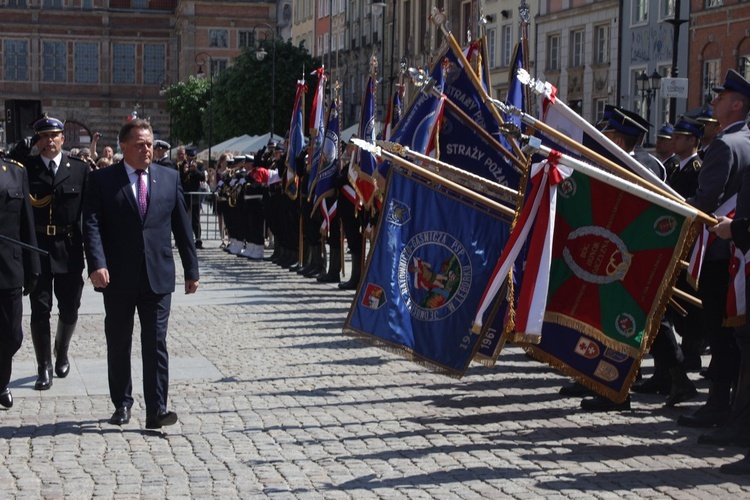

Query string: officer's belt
268 183 283 193
36 224 74 237
243 195 263 200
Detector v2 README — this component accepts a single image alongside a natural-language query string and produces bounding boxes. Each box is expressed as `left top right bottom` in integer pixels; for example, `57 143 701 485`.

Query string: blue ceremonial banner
307 101 327 196
285 80 306 199
519 323 639 404
349 76 379 208
343 167 512 377
504 43 525 130
312 100 340 214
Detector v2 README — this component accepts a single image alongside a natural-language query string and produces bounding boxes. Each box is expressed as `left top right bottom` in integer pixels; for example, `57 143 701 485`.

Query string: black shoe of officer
698 425 750 447
677 403 730 428
559 382 594 398
631 373 671 395
580 394 631 412
720 455 750 475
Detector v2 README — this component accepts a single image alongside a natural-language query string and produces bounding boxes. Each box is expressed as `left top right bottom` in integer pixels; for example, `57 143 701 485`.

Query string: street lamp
636 70 662 146
195 52 214 166
253 23 277 138
370 1 387 114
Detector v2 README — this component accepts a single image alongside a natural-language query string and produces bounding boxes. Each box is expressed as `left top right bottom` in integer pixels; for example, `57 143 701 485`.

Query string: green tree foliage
211 39 320 142
163 76 211 146
165 40 320 148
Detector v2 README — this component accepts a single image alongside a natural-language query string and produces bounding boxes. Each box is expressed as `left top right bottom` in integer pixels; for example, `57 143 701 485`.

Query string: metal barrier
185 191 222 241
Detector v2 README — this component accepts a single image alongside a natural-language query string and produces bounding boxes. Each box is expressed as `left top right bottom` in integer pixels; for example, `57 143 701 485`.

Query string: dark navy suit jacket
83 161 198 295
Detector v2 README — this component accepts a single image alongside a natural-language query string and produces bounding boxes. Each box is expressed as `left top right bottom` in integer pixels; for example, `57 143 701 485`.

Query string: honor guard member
679 69 750 429
20 115 88 390
696 105 723 160
180 146 205 249
655 123 679 178
338 138 364 290
0 154 41 407
225 156 247 255
263 142 285 263
603 107 666 181
241 154 268 260
154 140 177 170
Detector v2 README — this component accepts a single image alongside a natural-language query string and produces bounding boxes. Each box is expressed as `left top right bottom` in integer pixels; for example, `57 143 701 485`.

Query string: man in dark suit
83 119 199 429
10 115 89 391
679 69 750 429
0 155 41 408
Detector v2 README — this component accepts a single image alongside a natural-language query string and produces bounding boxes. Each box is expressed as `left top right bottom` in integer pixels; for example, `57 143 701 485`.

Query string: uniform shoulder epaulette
67 154 87 164
691 159 702 172
2 157 25 168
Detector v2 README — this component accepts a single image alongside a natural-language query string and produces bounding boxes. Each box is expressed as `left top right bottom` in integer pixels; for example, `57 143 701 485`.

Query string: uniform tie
137 170 148 219
49 160 56 175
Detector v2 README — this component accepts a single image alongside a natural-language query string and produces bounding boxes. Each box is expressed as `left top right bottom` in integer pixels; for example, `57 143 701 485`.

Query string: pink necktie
137 170 148 219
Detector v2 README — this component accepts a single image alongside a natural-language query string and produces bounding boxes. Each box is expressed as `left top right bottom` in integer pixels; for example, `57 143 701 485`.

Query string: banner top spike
430 6 447 28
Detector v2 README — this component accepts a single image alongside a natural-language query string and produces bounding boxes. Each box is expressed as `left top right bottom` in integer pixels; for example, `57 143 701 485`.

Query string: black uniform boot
665 365 698 407
339 252 362 290
54 320 76 378
30 323 53 391
303 245 325 278
317 247 341 283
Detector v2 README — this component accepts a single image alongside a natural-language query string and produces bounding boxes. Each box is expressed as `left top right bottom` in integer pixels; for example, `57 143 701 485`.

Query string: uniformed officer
338 139 364 290
655 123 678 178
153 139 177 170
11 115 89 390
0 154 41 407
180 146 205 249
679 69 750 429
609 107 667 181
696 106 723 160
242 154 269 260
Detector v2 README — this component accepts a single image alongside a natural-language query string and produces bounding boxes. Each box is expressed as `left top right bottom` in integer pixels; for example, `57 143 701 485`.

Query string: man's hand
23 273 38 296
90 268 110 289
708 215 733 240
185 279 199 294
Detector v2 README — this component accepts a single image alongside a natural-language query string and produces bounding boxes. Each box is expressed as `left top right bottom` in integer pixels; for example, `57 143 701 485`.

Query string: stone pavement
3 244 750 499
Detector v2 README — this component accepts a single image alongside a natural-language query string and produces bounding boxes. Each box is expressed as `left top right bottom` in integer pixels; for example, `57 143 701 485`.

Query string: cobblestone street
3 245 750 498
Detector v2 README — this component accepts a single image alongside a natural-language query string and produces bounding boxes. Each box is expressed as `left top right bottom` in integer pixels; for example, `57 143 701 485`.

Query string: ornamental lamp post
636 70 662 147
195 52 214 166
253 23 277 139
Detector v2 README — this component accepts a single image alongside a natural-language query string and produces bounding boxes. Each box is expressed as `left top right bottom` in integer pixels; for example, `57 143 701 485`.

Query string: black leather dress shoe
631 374 670 395
145 410 178 429
677 404 729 428
559 382 595 398
109 407 131 425
0 388 13 409
34 366 53 391
580 395 631 412
721 455 750 475
698 426 750 447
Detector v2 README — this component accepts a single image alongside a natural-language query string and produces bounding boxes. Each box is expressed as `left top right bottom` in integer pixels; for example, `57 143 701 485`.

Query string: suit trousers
103 261 172 416
0 287 23 389
29 270 83 326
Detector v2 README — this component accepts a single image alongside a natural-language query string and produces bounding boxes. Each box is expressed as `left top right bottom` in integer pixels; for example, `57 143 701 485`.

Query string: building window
4 40 28 81
42 41 66 82
82 0 92 9
633 0 648 23
75 42 99 83
706 0 723 7
144 44 165 85
547 34 560 71
632 69 647 118
501 25 512 67
487 28 496 69
703 59 721 103
740 55 750 82
43 0 62 7
570 29 584 67
595 99 608 122
211 59 227 79
7 0 27 6
239 31 256 49
661 0 675 17
133 0 148 8
113 43 135 84
594 24 609 65
210 30 228 48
